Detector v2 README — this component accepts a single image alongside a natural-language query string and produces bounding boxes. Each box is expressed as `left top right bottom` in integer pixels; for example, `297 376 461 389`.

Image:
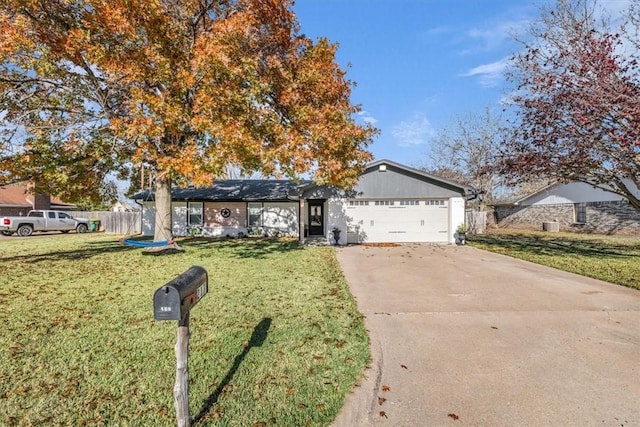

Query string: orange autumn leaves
1 0 376 193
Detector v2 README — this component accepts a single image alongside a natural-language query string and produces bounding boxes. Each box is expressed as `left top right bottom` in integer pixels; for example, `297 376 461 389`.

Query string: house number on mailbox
196 284 206 299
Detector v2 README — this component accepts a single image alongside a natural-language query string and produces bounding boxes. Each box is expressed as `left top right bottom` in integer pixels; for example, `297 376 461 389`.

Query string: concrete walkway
332 244 640 427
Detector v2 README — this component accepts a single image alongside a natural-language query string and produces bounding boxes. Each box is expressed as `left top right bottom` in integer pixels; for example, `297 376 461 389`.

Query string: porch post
299 198 305 244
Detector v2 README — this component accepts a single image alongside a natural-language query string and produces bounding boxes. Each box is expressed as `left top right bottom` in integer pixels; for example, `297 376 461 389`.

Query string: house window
188 202 203 226
248 202 262 227
575 203 587 223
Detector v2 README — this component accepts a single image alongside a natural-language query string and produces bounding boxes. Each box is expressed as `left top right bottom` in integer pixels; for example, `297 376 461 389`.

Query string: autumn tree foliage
498 0 640 211
0 0 377 241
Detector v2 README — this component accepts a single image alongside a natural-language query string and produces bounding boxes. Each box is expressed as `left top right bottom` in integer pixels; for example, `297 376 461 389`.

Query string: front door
308 201 324 236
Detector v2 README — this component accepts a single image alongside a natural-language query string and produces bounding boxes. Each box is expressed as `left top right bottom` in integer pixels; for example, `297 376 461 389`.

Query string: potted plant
456 223 468 245
331 226 341 245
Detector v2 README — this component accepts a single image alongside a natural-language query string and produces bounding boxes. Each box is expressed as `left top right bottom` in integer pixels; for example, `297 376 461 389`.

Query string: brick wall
494 201 640 235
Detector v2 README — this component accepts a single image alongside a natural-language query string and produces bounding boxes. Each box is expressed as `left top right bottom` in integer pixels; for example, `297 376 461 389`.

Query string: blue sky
292 0 629 169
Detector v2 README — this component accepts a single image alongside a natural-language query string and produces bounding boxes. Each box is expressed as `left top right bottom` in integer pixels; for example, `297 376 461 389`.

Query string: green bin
89 219 100 232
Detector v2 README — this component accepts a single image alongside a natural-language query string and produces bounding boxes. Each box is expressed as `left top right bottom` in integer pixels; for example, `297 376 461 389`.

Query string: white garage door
346 199 449 243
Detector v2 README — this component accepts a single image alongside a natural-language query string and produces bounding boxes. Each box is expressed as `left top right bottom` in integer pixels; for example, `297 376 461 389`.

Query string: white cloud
464 18 530 54
391 114 435 147
467 25 509 49
463 57 511 87
357 110 378 125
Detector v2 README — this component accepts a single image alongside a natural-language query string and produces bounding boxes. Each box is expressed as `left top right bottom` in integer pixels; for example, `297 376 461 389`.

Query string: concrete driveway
332 244 640 427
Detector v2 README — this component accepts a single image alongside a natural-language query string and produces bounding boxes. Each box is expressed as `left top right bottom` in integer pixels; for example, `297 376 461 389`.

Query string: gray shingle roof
133 179 312 202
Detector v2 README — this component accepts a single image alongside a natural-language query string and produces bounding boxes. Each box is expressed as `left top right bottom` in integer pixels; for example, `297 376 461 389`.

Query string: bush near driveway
469 230 640 290
0 235 370 426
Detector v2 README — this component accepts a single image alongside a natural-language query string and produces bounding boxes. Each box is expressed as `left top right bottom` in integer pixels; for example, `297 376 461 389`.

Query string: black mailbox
153 266 208 321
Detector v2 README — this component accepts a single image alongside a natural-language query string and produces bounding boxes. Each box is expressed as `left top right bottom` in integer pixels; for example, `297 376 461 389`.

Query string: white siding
142 202 155 237
449 196 466 244
328 197 348 245
172 202 188 236
262 202 298 236
202 227 247 237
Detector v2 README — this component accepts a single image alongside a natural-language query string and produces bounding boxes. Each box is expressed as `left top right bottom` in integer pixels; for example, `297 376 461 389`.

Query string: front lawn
469 229 640 290
0 235 370 426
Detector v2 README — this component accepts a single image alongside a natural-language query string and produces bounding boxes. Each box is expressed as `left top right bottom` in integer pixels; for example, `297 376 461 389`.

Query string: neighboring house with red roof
0 184 76 217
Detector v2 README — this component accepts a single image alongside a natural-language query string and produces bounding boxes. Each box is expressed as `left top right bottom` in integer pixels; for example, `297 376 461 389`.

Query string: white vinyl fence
466 211 487 234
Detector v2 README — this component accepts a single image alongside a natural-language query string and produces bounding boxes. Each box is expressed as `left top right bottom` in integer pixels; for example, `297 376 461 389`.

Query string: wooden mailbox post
153 266 208 427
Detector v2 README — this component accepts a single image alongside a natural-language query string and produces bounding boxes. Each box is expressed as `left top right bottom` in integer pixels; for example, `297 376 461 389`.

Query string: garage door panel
348 227 448 243
346 199 450 243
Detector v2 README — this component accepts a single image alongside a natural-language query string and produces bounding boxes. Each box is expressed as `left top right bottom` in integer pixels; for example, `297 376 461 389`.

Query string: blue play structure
121 238 171 248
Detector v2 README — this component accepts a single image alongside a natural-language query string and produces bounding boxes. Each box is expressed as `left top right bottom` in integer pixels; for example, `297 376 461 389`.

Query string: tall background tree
0 0 377 241
425 108 505 210
497 0 640 211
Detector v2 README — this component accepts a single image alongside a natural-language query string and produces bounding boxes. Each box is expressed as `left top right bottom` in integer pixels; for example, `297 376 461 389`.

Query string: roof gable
353 159 466 199
495 180 637 206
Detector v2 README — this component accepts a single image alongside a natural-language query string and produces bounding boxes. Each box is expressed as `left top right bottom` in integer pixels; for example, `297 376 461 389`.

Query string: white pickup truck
1 210 90 236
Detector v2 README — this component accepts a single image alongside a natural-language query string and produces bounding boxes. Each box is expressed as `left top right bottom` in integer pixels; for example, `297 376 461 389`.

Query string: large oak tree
0 0 377 241
498 0 640 211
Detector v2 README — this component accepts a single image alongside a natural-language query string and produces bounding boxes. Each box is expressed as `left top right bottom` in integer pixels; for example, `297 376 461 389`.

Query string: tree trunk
611 178 640 213
154 174 173 242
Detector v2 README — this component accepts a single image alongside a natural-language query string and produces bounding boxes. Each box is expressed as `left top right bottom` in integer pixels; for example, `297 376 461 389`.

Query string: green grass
0 234 370 426
469 229 640 290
